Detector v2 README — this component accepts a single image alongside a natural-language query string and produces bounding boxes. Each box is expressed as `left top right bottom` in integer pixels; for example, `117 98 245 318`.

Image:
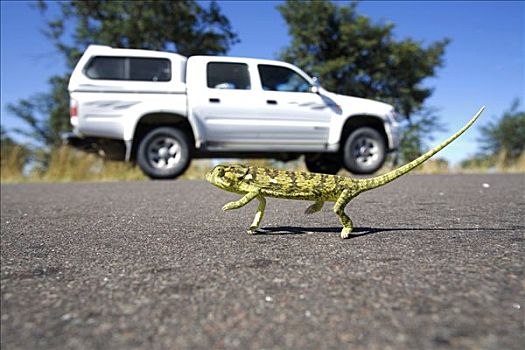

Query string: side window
258 65 311 93
84 56 171 81
85 57 126 80
129 58 171 81
207 62 251 90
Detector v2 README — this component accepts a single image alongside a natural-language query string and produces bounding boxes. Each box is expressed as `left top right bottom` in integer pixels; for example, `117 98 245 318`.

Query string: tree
277 0 449 160
8 0 238 149
477 99 525 165
40 0 239 68
395 106 446 164
6 76 68 148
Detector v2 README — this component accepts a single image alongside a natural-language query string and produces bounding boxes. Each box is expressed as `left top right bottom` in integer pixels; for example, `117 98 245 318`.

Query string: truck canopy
69 45 187 93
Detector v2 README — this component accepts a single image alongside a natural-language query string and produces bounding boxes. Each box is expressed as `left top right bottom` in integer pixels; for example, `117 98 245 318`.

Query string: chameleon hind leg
305 200 324 214
334 189 354 239
248 195 266 234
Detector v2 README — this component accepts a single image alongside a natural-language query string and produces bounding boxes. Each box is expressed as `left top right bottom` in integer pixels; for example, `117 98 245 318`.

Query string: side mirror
310 76 321 94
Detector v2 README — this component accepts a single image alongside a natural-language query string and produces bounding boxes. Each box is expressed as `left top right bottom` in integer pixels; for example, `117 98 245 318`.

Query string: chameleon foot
247 226 258 235
222 203 236 211
340 227 353 239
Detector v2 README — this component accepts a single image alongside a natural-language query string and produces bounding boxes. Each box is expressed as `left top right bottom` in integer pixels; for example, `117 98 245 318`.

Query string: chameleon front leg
305 200 324 214
222 190 259 211
248 195 266 234
222 190 266 234
333 189 354 239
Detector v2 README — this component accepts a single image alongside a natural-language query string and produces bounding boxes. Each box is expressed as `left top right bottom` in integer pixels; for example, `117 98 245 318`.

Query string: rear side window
84 56 171 81
207 62 250 90
258 64 310 92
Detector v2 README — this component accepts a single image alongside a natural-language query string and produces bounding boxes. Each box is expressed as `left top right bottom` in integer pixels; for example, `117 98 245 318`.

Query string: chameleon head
205 164 249 192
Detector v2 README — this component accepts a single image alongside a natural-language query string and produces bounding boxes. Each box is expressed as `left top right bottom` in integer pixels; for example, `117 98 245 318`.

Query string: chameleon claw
247 227 258 235
340 227 352 239
222 204 234 211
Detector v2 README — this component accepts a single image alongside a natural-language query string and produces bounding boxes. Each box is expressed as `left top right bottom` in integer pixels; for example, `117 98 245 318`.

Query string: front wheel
304 153 342 174
342 127 386 174
136 127 191 179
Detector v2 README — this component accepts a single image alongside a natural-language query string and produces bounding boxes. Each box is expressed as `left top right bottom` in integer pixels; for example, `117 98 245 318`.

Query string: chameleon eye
217 167 225 177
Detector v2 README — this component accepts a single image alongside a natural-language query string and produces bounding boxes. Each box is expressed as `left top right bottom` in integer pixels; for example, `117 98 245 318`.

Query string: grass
0 146 213 183
459 151 525 174
1 146 523 184
0 145 27 181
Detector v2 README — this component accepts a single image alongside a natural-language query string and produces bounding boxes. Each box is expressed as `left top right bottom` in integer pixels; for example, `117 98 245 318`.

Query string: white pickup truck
66 45 401 179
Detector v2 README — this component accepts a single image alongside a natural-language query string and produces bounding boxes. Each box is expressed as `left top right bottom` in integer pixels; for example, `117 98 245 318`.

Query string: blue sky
1 1 523 164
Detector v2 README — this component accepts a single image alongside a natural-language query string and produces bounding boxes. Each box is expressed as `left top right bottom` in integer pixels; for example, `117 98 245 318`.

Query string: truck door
187 58 261 148
255 64 333 147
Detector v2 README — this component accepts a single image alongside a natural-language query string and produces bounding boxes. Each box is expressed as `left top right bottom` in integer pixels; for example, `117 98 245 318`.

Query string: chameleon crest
206 107 485 239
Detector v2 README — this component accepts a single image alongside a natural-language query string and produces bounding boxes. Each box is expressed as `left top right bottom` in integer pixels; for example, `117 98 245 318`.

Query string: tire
304 153 342 174
136 127 191 180
342 127 386 174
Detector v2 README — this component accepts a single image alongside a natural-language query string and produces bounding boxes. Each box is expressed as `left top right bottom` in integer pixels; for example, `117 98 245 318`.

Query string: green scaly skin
206 107 485 239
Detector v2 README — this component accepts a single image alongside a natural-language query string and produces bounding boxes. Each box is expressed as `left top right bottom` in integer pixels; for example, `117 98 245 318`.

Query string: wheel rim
352 136 380 166
146 136 182 169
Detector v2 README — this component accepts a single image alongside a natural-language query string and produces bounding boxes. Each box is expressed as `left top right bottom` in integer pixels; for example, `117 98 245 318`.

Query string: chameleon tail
359 106 485 191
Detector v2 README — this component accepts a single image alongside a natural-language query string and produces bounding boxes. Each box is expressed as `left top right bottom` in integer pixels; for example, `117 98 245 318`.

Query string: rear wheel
137 127 191 179
304 153 342 174
342 127 386 174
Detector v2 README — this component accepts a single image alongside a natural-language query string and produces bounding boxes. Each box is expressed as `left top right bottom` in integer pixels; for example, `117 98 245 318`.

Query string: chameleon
206 106 485 239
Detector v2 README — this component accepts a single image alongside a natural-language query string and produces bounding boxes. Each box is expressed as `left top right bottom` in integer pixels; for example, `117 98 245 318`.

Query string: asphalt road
1 174 524 350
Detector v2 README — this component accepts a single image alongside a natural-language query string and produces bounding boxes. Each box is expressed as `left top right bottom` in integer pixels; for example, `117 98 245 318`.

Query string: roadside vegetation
1 148 523 184
0 144 215 183
2 130 523 184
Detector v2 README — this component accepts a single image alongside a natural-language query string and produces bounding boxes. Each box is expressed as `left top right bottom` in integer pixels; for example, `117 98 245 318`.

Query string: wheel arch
340 114 388 152
130 112 195 162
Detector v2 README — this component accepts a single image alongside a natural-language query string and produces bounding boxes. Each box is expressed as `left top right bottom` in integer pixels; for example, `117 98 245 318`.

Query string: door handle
209 98 220 103
266 100 278 105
